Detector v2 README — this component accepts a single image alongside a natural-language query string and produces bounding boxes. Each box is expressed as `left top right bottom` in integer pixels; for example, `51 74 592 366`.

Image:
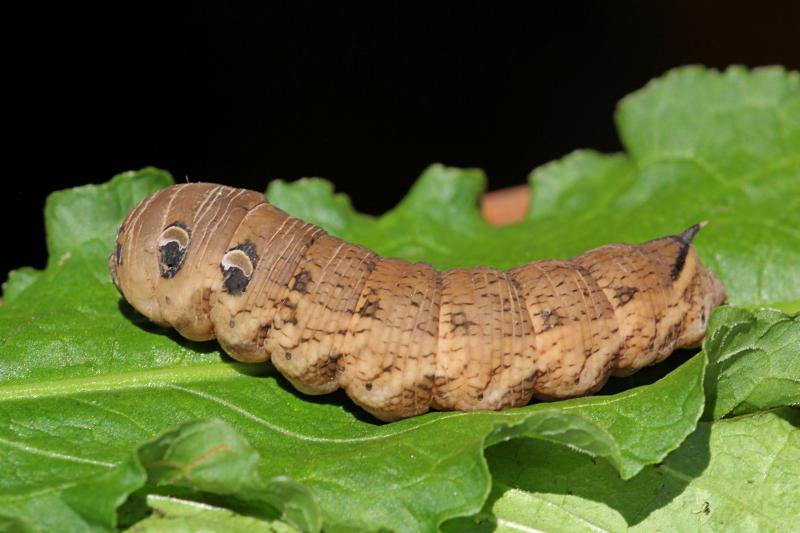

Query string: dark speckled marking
540 309 563 330
292 269 312 293
357 297 381 318
614 286 638 306
449 310 478 333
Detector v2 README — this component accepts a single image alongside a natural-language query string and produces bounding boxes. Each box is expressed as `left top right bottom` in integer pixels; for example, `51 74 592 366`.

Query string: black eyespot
221 241 259 295
158 222 190 278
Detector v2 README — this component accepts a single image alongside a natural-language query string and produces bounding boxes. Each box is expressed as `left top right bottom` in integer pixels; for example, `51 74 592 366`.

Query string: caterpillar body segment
339 259 441 420
110 183 727 421
509 261 621 400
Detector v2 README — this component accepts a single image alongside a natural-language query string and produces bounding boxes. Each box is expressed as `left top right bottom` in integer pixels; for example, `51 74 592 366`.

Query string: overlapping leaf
128 496 300 533
446 409 800 533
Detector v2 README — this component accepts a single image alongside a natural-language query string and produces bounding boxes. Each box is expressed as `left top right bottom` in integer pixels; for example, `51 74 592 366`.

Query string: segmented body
110 183 727 421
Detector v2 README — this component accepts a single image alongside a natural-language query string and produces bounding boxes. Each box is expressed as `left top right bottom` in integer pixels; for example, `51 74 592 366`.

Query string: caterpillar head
109 186 182 327
108 183 266 340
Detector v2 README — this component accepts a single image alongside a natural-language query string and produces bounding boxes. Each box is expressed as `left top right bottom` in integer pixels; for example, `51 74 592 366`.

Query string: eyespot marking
158 222 191 278
221 241 259 295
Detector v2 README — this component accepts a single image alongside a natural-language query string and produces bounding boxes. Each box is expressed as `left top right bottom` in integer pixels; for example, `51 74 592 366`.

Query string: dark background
4 2 799 280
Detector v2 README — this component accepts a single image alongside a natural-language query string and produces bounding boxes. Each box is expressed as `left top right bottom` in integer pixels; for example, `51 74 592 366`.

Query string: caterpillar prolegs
110 183 727 421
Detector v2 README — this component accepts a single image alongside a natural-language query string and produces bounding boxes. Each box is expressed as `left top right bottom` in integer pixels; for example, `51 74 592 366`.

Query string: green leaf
127 495 299 533
133 419 320 533
0 444 144 533
445 409 800 533
2 66 799 532
44 167 174 267
0 177 704 530
703 307 800 420
0 404 320 533
1 267 43 304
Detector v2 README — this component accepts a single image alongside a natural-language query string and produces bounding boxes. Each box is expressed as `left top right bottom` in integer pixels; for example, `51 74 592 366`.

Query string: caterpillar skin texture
109 183 727 421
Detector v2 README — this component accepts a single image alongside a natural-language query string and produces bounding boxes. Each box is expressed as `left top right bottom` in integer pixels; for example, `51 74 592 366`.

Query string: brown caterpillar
109 183 727 421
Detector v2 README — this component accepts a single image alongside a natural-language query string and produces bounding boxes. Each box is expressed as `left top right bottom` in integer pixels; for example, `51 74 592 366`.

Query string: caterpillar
109 183 727 421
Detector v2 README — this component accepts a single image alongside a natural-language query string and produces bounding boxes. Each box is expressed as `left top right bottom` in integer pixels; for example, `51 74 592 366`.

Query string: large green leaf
0 173 704 532
1 66 799 532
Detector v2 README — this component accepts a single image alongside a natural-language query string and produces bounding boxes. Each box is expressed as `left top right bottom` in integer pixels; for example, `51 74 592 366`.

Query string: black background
5 2 799 280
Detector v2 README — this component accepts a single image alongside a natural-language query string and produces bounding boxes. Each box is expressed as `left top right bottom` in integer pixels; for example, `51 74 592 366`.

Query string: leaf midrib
0 362 268 401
